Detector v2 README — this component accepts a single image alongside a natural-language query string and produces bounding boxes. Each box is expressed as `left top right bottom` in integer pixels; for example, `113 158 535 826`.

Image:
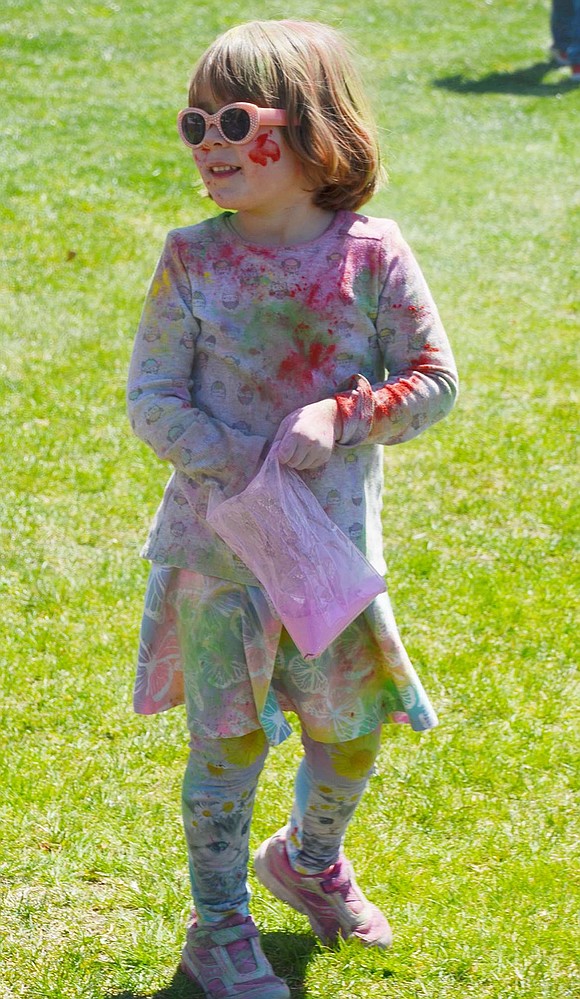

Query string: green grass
1 0 578 996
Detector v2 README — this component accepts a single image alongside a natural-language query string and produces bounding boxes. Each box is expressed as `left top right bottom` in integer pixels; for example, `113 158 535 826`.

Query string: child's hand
274 399 343 470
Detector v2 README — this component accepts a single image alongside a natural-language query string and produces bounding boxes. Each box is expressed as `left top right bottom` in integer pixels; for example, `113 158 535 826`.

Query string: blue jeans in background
551 0 580 63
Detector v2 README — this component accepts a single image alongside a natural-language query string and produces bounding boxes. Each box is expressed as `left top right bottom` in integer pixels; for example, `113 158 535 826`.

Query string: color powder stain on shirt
150 268 171 298
374 378 419 419
215 242 246 268
277 338 337 386
248 132 281 166
305 280 333 310
408 345 441 369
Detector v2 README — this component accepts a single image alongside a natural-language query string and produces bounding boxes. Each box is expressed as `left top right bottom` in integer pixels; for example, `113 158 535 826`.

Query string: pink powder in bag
207 445 386 659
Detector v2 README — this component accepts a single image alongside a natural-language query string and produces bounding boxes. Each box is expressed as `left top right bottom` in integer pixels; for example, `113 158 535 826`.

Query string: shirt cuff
334 373 374 446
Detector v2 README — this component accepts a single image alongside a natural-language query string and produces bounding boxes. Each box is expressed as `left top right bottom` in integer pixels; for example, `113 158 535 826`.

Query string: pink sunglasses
177 102 288 148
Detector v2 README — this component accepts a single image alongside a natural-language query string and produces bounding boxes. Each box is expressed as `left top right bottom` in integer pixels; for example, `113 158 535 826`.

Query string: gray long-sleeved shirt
127 210 458 584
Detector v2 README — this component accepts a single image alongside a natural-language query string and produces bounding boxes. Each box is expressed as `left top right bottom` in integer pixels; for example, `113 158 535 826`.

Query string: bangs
188 28 281 109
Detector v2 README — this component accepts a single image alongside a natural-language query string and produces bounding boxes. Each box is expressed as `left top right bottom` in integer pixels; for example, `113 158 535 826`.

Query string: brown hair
187 20 384 212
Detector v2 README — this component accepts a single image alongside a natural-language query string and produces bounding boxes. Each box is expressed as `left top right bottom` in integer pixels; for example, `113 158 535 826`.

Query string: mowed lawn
0 1 578 997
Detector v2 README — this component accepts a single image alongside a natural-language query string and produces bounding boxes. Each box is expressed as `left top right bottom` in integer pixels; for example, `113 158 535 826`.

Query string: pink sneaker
180 911 290 999
254 829 392 949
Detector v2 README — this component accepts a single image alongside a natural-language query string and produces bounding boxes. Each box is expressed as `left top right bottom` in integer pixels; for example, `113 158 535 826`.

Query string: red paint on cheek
248 132 281 166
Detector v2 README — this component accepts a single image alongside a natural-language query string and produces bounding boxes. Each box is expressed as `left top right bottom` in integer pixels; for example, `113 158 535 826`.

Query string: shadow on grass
434 60 579 96
109 930 317 998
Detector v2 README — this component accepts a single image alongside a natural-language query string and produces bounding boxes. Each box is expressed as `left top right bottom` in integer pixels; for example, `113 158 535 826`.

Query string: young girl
128 19 458 999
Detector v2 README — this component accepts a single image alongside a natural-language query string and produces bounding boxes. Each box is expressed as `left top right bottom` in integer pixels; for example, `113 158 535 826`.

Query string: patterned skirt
133 564 438 745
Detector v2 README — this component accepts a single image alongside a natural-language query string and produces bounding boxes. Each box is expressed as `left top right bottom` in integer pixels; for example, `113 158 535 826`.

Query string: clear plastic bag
207 444 386 659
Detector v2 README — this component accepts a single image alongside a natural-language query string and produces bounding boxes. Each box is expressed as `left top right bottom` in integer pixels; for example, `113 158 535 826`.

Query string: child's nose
202 123 226 147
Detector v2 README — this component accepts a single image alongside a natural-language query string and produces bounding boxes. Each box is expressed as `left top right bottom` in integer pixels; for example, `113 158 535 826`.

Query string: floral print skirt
134 564 438 745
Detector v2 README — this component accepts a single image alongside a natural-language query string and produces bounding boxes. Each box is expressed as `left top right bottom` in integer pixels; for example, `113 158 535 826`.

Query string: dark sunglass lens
181 112 206 145
220 107 251 141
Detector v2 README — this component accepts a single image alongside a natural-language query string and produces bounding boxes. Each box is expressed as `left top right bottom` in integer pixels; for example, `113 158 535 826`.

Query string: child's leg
182 728 268 925
287 726 382 873
253 725 391 948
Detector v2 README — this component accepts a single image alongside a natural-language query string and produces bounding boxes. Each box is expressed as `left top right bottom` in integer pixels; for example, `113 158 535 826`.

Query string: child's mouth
210 166 241 177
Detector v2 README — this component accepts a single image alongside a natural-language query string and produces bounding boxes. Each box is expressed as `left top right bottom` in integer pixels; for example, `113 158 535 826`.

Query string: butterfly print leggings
182 725 382 924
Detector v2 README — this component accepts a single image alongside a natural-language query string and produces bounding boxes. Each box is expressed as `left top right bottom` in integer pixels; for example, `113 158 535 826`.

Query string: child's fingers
277 433 298 464
275 400 337 467
289 452 324 470
278 434 329 469
278 432 313 467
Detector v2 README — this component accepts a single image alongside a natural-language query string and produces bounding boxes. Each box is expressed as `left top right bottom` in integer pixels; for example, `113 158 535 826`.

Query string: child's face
191 97 310 217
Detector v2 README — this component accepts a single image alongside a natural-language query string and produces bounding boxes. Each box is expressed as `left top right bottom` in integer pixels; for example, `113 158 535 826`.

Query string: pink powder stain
374 378 419 420
216 242 245 267
335 392 359 423
409 346 440 368
277 338 337 387
303 275 339 311
248 132 281 166
305 281 322 309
